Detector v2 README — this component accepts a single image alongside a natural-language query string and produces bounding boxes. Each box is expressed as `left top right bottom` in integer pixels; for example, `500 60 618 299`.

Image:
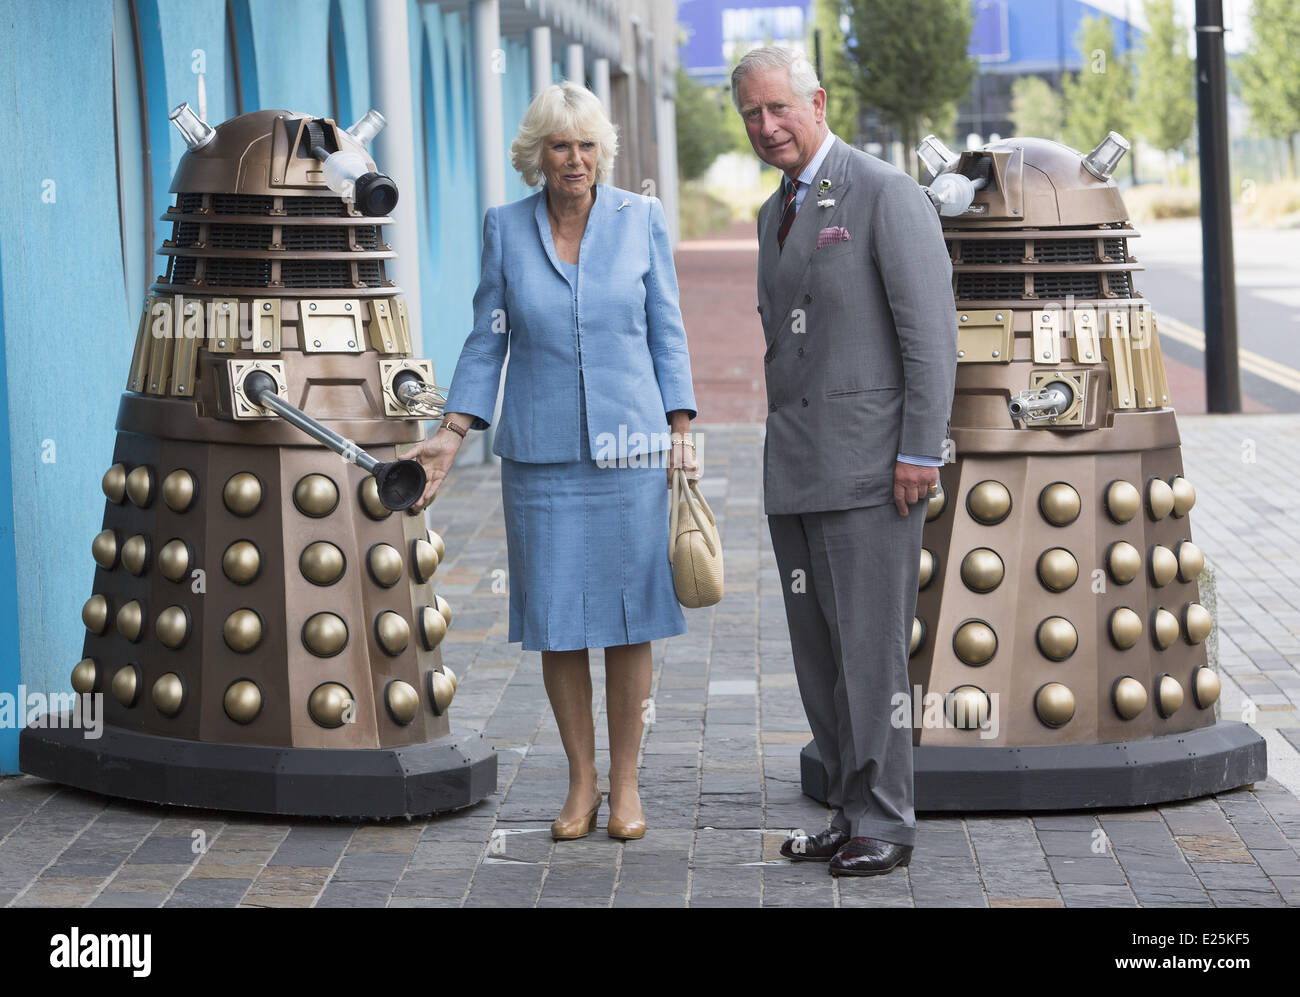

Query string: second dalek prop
20 104 496 817
802 132 1266 809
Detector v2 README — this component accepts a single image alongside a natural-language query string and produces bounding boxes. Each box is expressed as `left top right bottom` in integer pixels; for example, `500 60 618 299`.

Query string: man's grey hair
730 45 822 111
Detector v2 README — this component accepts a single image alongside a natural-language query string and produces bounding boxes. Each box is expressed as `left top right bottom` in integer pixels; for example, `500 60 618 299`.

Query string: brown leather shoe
607 798 646 840
780 827 851 861
551 791 602 840
828 836 913 877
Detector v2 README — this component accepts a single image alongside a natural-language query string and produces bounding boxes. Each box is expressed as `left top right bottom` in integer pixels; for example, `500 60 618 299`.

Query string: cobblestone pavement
2 414 1299 908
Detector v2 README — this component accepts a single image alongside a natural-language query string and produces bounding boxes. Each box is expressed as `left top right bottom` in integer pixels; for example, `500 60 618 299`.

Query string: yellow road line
1158 313 1300 394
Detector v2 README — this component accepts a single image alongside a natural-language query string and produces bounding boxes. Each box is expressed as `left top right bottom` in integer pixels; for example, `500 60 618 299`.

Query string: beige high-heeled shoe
551 790 602 840
607 795 646 840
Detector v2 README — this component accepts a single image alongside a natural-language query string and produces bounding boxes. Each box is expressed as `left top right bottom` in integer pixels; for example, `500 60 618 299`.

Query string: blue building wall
0 0 511 771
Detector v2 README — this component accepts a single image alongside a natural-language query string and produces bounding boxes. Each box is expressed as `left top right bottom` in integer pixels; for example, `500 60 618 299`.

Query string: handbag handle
669 467 717 560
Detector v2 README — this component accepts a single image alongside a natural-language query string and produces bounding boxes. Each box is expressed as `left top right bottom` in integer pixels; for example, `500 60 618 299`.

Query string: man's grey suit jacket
757 136 958 515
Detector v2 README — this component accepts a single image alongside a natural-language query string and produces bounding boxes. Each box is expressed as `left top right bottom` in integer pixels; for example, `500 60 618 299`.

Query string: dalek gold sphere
121 534 150 576
1104 480 1141 523
1149 545 1178 587
435 594 453 627
300 541 345 586
223 609 264 653
919 548 935 589
1183 602 1213 644
358 477 392 521
116 599 144 642
443 664 458 692
293 473 339 518
368 544 404 588
91 529 119 570
70 658 97 695
1176 540 1205 583
152 673 185 717
412 539 439 583
1035 682 1075 727
428 530 447 563
385 680 420 725
1109 606 1143 649
126 465 155 508
1038 482 1081 526
953 619 997 666
303 612 348 657
1036 616 1078 661
375 611 410 656
161 469 196 512
1152 608 1180 650
926 482 947 521
1037 548 1079 592
222 539 262 585
223 472 263 516
1146 477 1175 520
1112 676 1148 720
960 548 1004 592
1193 666 1221 709
910 616 926 657
155 605 190 649
427 669 455 715
308 682 353 728
1106 541 1142 584
159 539 191 582
966 480 1012 525
102 463 127 504
1170 475 1196 517
223 680 263 724
112 665 140 707
1156 674 1184 718
947 685 990 730
418 604 448 650
82 594 109 634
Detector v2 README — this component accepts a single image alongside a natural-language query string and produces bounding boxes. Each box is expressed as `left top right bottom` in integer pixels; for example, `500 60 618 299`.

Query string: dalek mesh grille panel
20 106 495 818
801 136 1264 811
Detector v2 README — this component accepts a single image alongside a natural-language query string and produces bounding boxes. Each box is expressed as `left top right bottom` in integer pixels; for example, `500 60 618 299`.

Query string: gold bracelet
441 420 468 439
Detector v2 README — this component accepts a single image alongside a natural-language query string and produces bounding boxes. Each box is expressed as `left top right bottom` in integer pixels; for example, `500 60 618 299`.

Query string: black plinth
800 722 1267 811
20 715 497 818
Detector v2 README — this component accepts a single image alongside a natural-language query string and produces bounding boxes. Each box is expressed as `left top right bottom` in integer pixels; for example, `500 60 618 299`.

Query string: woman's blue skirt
499 387 687 652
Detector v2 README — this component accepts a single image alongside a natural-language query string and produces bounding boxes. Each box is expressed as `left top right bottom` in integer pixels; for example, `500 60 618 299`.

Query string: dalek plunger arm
242 370 426 511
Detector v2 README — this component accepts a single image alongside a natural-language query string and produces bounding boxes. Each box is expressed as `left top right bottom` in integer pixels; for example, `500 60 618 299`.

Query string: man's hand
894 461 938 516
407 430 462 510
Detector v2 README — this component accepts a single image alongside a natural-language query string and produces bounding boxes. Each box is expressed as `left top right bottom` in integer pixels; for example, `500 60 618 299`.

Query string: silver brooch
817 198 836 208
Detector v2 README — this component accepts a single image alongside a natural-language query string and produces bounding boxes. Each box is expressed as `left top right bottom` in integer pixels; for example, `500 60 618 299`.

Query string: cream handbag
669 467 723 608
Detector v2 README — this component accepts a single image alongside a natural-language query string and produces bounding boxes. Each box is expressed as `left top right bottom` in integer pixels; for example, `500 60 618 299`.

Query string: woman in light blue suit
408 83 699 842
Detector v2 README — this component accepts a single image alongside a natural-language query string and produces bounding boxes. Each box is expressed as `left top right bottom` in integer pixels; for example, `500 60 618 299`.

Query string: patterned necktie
776 176 798 252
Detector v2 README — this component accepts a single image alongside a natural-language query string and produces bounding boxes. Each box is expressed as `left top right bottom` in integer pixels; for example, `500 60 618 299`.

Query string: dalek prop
20 105 496 817
802 133 1266 809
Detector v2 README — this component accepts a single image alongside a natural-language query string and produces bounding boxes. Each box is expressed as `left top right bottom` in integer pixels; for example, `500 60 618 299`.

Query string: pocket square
817 226 851 248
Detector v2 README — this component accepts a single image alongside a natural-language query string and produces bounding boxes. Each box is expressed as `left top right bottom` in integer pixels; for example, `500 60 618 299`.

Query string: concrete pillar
529 26 552 96
592 57 611 113
470 0 506 212
365 0 423 350
565 43 585 86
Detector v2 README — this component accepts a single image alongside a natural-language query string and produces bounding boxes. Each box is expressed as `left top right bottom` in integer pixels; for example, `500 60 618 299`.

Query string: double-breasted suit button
804 294 812 303
769 402 778 412
797 347 805 357
801 398 809 406
765 355 772 364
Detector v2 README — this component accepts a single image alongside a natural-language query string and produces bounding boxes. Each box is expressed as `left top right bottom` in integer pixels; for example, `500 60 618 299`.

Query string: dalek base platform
800 724 1266 812
21 717 496 818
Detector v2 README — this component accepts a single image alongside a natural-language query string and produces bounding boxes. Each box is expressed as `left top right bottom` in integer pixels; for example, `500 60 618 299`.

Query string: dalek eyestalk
242 370 425 511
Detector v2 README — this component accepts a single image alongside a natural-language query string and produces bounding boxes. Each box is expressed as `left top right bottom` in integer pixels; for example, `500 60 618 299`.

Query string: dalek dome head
168 103 396 215
918 131 1131 229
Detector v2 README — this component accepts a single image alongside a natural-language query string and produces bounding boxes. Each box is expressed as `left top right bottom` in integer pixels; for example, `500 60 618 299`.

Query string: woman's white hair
730 45 822 111
510 82 619 188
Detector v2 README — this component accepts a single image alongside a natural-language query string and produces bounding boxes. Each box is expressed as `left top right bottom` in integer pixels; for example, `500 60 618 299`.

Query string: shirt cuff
897 452 944 466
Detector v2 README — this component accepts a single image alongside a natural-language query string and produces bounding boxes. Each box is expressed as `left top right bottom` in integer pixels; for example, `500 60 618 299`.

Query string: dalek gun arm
242 370 425 511
392 368 448 417
1008 380 1076 424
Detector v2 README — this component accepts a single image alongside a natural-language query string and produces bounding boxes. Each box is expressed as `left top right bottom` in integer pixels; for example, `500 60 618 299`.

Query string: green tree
809 0 859 141
1238 0 1300 176
840 0 975 179
1134 0 1195 180
675 67 734 181
1061 14 1133 155
1010 75 1064 141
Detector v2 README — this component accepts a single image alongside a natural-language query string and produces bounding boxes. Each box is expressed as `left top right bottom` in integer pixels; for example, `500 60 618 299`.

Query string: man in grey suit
732 46 957 876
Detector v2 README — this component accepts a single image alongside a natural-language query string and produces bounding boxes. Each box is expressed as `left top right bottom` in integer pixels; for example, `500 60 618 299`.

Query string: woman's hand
666 432 700 488
407 428 463 510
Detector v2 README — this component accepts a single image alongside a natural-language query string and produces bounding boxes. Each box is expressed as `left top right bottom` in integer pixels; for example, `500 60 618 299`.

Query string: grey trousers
768 498 926 846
